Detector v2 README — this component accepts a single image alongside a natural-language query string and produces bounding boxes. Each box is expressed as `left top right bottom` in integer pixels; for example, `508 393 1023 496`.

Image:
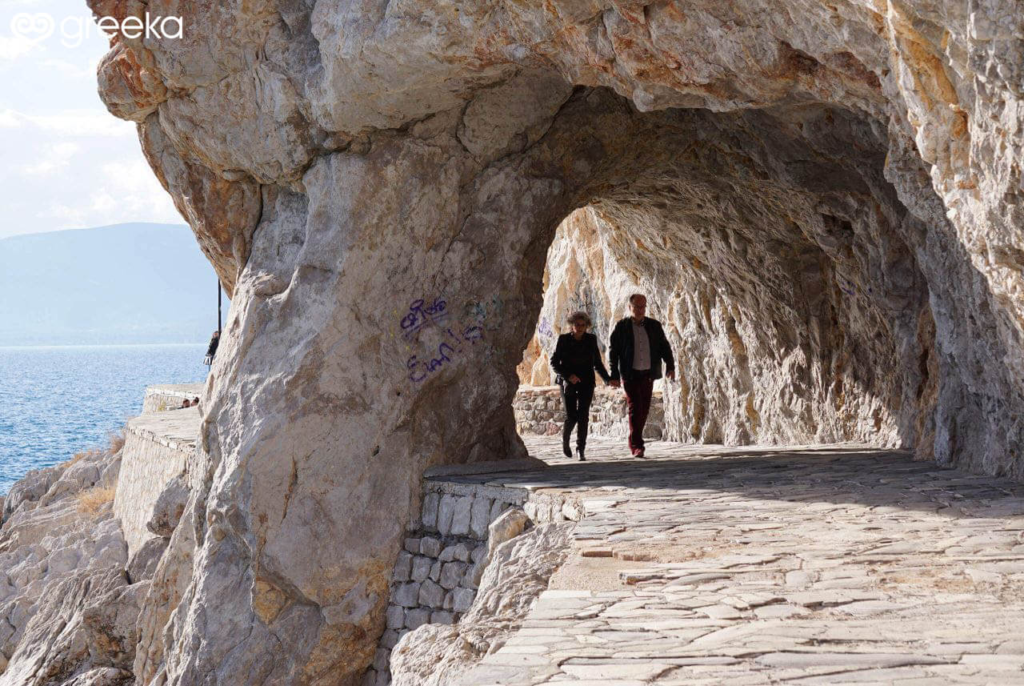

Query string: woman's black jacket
550 332 611 387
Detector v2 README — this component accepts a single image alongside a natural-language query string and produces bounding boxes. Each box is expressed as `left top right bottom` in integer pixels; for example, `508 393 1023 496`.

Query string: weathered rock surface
61 668 134 686
82 582 149 672
146 475 188 539
0 447 142 684
126 538 169 584
84 0 1024 682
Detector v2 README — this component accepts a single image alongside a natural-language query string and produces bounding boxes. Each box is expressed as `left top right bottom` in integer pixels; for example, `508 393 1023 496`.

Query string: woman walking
550 311 611 461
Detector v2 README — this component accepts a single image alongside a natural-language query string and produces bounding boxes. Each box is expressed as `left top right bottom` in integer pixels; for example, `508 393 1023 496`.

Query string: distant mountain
0 223 229 346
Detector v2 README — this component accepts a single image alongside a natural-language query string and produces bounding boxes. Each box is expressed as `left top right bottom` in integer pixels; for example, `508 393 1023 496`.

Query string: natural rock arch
520 98 931 451
85 0 1024 683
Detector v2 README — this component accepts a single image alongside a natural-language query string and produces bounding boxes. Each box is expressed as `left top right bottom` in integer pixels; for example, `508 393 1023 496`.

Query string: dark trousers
560 381 595 450
623 372 654 453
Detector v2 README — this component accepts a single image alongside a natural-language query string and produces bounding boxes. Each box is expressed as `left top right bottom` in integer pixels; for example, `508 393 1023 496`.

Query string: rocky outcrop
83 0 1024 682
0 446 141 685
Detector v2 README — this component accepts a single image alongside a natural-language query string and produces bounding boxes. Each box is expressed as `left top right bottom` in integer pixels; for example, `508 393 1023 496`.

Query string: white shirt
632 319 651 371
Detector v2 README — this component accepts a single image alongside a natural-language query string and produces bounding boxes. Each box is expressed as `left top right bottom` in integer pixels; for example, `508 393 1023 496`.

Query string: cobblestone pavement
456 437 1024 685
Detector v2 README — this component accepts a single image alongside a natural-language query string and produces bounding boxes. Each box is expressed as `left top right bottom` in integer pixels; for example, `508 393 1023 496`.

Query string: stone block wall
113 411 197 556
368 479 578 685
142 383 204 413
514 385 664 440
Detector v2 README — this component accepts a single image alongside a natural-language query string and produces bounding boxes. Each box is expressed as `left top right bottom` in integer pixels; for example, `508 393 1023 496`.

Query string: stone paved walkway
455 437 1024 685
126 406 200 447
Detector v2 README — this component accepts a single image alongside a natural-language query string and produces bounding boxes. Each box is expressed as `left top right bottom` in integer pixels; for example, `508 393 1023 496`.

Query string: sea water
0 344 208 494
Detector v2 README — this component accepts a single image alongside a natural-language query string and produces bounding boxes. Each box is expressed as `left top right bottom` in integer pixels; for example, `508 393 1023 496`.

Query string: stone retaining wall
368 477 580 685
142 383 204 413
113 409 198 556
514 385 664 440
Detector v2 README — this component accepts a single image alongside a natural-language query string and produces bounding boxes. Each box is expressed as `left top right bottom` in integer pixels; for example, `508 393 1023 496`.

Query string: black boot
577 447 586 462
562 425 573 458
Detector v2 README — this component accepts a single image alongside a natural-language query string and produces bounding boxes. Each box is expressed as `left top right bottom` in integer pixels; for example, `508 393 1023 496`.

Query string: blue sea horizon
0 343 209 495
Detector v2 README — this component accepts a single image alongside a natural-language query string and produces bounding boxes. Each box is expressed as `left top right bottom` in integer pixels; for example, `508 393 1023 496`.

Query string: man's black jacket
609 317 675 382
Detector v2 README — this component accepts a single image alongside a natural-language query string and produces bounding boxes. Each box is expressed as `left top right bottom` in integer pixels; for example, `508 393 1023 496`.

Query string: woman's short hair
566 311 592 327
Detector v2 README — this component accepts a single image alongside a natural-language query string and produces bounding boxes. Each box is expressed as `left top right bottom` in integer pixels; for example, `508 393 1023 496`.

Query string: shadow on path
454 436 1024 519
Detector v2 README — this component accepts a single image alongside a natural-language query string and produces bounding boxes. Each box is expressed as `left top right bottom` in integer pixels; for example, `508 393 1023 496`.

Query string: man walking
609 294 675 457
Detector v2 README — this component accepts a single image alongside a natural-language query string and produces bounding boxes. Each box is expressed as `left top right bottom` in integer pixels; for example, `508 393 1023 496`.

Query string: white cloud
22 140 78 175
89 189 117 212
101 159 155 188
0 3 179 238
0 107 131 136
32 155 180 229
28 109 133 137
0 34 38 62
37 201 87 226
0 108 19 127
40 57 95 79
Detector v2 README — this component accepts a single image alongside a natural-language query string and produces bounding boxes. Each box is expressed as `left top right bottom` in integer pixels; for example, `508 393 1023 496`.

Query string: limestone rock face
61 668 134 686
136 116 261 296
0 448 143 684
82 582 149 672
126 538 169 584
86 0 1024 682
146 476 188 539
2 462 65 523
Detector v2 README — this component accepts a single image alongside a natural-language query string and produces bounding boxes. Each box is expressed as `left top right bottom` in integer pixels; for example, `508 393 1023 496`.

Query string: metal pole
217 280 222 333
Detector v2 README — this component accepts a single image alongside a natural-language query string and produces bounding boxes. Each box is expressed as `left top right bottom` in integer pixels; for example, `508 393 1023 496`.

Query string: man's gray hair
628 293 647 305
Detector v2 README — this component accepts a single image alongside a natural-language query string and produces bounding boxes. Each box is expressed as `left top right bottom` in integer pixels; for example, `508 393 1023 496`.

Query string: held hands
667 369 676 381
609 379 621 388
568 374 581 385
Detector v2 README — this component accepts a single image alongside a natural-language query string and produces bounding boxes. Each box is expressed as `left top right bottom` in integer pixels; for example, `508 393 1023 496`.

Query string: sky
0 0 182 239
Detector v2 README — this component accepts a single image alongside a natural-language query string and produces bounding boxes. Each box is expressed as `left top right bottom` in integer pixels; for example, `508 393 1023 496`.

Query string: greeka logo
9 12 183 49
9 13 54 44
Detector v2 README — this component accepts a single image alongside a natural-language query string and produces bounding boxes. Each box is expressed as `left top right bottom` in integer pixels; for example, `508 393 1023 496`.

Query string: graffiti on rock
406 325 485 383
394 294 492 384
400 297 450 340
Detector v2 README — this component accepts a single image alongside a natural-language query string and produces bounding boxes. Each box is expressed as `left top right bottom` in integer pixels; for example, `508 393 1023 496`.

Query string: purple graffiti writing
407 324 484 383
401 297 449 339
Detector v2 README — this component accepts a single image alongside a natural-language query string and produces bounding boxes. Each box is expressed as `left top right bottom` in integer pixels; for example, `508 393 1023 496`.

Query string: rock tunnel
85 0 1024 682
520 100 931 452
